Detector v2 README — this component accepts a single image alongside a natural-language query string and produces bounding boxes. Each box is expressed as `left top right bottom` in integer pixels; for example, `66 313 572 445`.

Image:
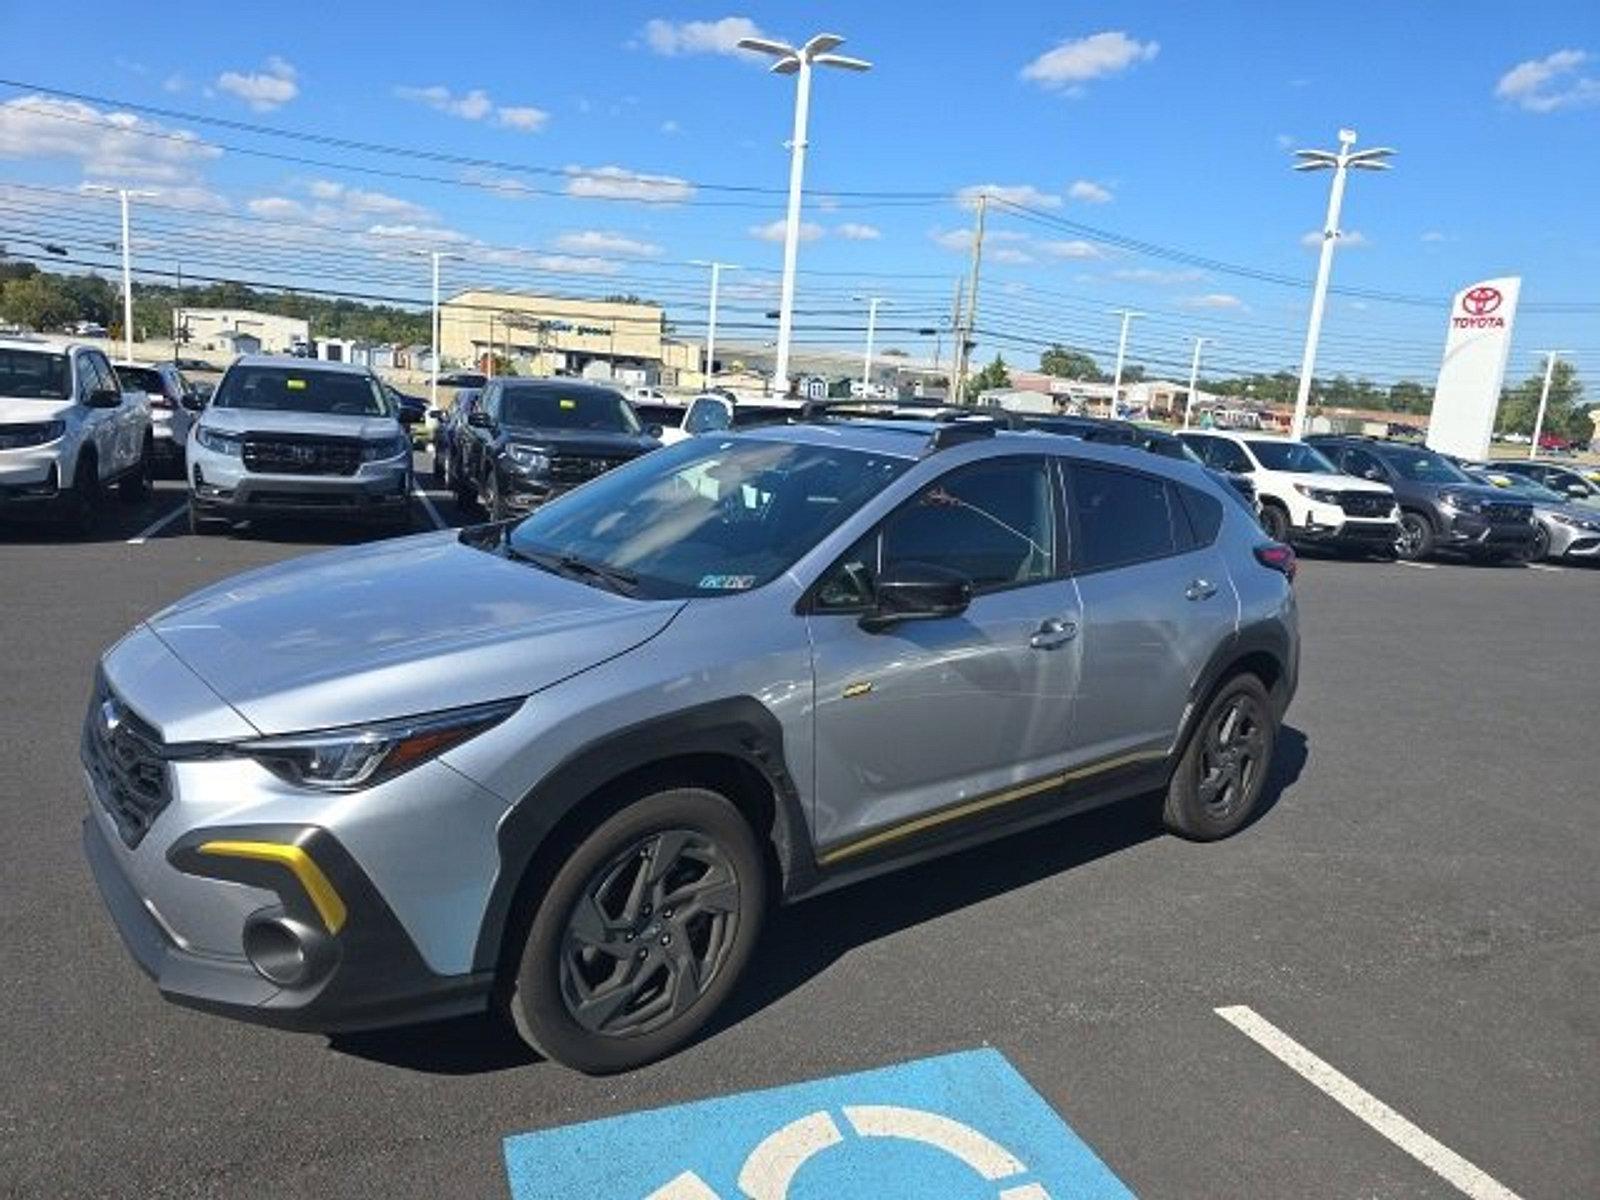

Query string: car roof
0 336 84 354
498 378 626 397
230 354 373 375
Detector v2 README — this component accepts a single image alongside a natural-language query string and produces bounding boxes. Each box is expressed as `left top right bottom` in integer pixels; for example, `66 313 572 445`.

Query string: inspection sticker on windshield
502 1048 1135 1198
699 574 756 590
286 378 306 390
559 398 577 409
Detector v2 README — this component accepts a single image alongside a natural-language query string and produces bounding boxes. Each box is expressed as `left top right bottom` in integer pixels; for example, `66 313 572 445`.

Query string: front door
806 455 1081 860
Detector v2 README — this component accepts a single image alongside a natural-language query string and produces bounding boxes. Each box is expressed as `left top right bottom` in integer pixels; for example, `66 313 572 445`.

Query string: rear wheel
506 787 765 1074
484 470 507 521
187 498 228 536
1258 503 1290 543
1394 511 1434 561
1164 674 1277 841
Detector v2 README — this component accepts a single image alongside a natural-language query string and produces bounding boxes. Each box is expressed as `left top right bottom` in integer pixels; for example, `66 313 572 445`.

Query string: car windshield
1378 446 1472 483
1473 474 1565 503
116 366 166 394
212 365 390 416
502 387 641 433
506 436 911 599
630 403 685 426
0 348 71 399
1245 440 1338 474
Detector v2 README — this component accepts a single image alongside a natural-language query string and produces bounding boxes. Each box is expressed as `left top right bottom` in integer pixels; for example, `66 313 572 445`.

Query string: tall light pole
411 249 461 413
691 260 739 388
853 294 886 395
1530 350 1570 460
737 31 872 396
1110 309 1143 415
1184 336 1211 429
83 185 157 361
1289 129 1395 439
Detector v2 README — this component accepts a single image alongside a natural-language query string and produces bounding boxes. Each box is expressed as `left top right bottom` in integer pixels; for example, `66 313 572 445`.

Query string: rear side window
1174 483 1225 546
1068 463 1177 570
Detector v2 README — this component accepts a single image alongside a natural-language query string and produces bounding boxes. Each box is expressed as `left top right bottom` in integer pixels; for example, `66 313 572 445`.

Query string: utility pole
953 192 988 405
1184 336 1211 429
1530 350 1570 460
1110 309 1143 415
172 262 183 364
692 261 738 387
854 295 885 395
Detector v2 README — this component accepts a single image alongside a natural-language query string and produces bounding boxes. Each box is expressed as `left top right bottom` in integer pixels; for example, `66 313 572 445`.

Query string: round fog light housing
242 912 334 988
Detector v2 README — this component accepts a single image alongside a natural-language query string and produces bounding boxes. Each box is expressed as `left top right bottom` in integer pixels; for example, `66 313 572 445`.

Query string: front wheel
1528 523 1551 563
484 470 507 521
1164 674 1277 841
1258 503 1290 543
118 438 154 503
1394 511 1434 561
506 787 766 1074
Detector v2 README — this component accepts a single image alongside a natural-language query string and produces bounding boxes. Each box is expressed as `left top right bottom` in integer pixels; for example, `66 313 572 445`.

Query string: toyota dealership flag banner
1426 276 1521 460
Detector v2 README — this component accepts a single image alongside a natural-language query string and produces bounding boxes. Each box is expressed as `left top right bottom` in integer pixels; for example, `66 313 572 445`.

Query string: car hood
1535 498 1600 523
501 426 660 455
1278 471 1393 495
143 530 685 734
0 397 73 424
199 407 401 441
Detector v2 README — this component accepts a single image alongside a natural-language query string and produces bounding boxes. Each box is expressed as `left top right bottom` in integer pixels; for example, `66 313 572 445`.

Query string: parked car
438 371 488 389
1488 460 1600 507
0 336 152 528
1307 436 1537 562
114 360 203 472
430 387 482 488
1179 430 1398 553
185 356 413 535
460 379 661 519
81 415 1298 1072
1463 469 1600 562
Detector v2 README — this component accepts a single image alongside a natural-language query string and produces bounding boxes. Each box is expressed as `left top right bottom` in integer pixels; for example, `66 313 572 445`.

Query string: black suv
462 379 661 519
1307 436 1537 562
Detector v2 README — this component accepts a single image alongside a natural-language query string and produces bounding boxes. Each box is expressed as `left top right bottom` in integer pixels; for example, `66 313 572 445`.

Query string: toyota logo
1462 286 1502 317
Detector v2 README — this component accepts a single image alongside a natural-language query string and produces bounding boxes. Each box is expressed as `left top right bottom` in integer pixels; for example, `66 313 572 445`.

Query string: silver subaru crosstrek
83 415 1299 1072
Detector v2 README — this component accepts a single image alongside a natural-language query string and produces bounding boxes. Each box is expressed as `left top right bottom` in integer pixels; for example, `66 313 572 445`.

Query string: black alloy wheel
1163 673 1277 841
1529 523 1551 563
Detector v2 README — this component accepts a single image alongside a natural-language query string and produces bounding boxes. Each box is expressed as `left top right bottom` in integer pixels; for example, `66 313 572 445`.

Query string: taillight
1254 542 1297 582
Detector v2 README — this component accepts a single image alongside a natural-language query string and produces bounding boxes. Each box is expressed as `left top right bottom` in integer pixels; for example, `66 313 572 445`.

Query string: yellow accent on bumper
197 840 348 933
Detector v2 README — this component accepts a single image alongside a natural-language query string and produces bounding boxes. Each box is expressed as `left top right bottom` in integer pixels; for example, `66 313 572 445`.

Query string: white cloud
749 219 823 243
363 223 471 244
248 196 305 219
247 181 433 229
992 247 1034 265
1040 239 1104 259
1495 49 1600 113
1021 32 1159 91
1068 179 1113 204
1113 267 1206 284
395 85 492 120
553 230 662 257
836 222 881 240
1183 293 1246 310
1421 230 1446 243
462 169 539 200
497 105 550 132
523 253 624 275
643 17 768 58
660 119 681 135
1274 133 1295 150
564 164 695 203
957 182 1061 211
1301 229 1368 249
216 56 298 112
931 227 1027 253
0 95 220 184
162 74 188 94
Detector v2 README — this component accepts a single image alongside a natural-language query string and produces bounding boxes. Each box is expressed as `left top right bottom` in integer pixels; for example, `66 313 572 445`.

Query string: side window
1341 447 1385 481
1212 438 1253 474
482 383 500 422
74 353 101 400
684 397 731 435
86 354 117 398
813 457 1056 610
1174 483 1224 547
1068 464 1178 571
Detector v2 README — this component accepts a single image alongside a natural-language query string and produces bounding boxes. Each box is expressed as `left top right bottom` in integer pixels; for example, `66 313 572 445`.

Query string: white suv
1179 430 1398 551
0 337 153 527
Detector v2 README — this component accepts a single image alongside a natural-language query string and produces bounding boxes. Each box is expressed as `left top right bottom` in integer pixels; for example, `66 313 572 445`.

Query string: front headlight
1552 512 1600 532
0 420 66 449
361 431 412 462
1439 490 1483 514
195 426 243 456
236 699 521 791
1293 484 1342 505
504 444 550 473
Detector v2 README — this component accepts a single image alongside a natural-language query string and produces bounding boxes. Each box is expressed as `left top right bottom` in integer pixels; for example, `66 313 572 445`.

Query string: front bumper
1295 514 1399 547
1440 512 1538 551
0 446 65 504
188 443 411 522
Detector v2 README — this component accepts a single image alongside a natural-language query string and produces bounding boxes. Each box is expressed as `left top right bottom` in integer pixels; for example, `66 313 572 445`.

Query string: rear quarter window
1174 483 1225 547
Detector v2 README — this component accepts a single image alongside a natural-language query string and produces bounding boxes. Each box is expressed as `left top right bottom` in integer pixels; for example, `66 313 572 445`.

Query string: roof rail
924 417 1000 454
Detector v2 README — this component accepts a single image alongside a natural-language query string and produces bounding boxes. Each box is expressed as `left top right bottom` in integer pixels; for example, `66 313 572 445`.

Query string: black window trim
1061 457 1192 577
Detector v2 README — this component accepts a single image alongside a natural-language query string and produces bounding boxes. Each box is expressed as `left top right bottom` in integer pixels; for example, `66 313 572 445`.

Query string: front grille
82 676 171 848
547 453 629 485
1484 502 1532 524
242 435 362 477
1339 492 1393 518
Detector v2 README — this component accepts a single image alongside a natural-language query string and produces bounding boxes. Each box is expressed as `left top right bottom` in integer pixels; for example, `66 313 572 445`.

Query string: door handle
1030 618 1078 649
1185 578 1218 601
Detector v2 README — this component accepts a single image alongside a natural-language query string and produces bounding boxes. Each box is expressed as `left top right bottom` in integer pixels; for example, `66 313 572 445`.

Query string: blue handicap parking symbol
503 1048 1135 1198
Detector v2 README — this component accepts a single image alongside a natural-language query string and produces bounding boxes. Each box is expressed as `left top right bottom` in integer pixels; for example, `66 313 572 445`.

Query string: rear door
1065 462 1239 763
806 454 1082 857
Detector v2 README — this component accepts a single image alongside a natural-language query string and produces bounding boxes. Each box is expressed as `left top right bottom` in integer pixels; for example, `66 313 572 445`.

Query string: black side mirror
467 411 493 429
644 423 664 439
859 561 973 632
86 387 122 409
427 408 448 422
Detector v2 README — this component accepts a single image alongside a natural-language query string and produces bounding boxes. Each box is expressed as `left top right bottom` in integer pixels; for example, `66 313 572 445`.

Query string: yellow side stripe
818 748 1166 867
198 841 348 934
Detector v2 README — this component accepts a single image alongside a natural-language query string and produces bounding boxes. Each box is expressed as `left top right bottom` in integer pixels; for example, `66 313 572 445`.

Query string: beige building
175 308 310 354
440 290 704 389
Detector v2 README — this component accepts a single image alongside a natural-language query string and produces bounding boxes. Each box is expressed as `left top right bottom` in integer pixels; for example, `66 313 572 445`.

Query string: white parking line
1394 560 1437 570
1215 1006 1523 1200
126 503 186 545
411 481 447 531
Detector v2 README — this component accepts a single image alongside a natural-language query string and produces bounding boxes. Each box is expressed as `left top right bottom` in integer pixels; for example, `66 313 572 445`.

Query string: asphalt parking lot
2 465 1596 1199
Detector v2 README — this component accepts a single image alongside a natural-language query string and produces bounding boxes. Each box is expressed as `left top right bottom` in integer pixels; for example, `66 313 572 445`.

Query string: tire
1394 511 1434 561
484 470 507 522
118 437 153 503
1528 523 1551 563
431 442 446 485
64 452 100 533
506 787 766 1074
454 464 479 513
1258 503 1290 543
1163 674 1277 841
187 498 228 536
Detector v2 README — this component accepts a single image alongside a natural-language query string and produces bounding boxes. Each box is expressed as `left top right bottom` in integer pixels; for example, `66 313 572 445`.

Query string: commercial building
174 308 310 355
440 290 705 389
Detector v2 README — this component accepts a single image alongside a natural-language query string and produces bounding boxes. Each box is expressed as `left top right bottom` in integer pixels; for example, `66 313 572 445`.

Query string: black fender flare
1173 620 1296 761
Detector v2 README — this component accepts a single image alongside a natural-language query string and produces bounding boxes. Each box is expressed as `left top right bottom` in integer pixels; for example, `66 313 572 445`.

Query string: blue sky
1 0 1596 384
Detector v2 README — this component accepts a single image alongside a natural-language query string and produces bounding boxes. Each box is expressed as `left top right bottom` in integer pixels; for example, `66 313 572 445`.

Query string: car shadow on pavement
330 725 1308 1076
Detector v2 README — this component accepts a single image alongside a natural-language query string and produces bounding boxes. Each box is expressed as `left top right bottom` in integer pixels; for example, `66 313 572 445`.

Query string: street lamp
1110 309 1143 414
690 260 739 387
1289 128 1394 440
410 249 462 412
1530 350 1571 460
737 31 872 396
852 295 887 396
1184 336 1212 429
82 186 158 362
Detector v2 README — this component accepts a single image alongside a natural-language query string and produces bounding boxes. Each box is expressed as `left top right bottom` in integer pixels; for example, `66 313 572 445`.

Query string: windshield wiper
504 539 640 596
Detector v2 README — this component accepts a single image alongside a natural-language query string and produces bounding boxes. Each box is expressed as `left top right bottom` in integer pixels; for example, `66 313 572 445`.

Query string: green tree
969 353 1011 395
0 273 77 331
1039 344 1102 380
1496 360 1586 441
